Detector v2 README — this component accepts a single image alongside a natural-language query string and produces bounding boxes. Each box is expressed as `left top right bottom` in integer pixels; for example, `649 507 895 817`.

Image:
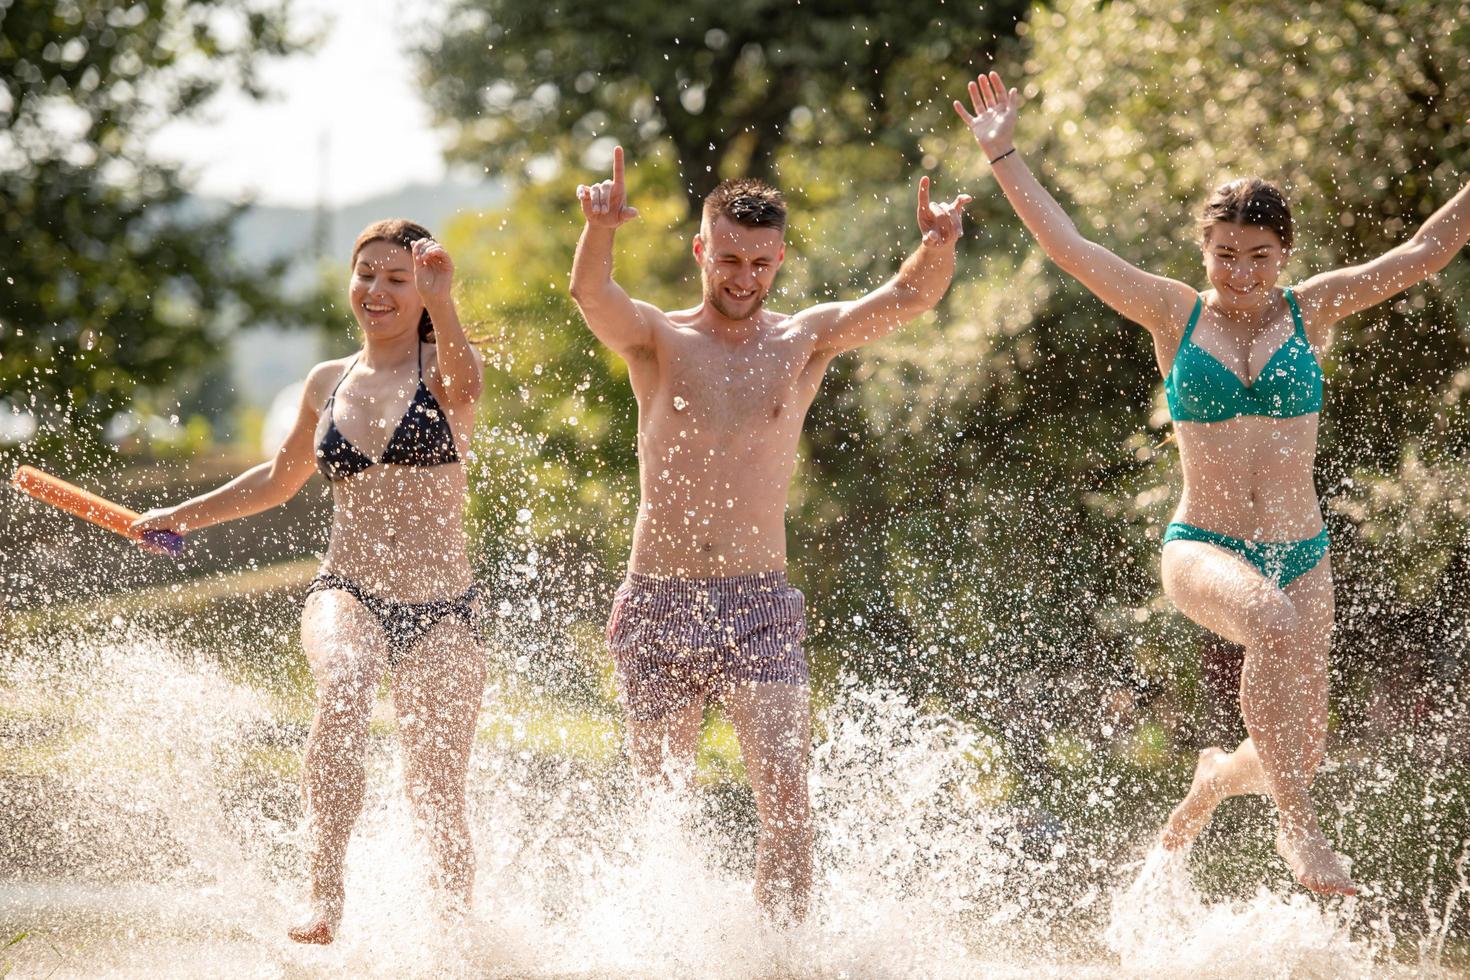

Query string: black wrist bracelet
989 148 1017 165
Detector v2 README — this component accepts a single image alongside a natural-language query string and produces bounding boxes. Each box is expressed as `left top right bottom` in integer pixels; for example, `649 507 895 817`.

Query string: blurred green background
4 0 1470 958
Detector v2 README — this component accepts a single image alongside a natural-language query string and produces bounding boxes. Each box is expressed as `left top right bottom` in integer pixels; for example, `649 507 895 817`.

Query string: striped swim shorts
606 571 809 722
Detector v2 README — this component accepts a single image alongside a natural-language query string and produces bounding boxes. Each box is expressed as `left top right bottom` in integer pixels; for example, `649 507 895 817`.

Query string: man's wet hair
702 179 787 234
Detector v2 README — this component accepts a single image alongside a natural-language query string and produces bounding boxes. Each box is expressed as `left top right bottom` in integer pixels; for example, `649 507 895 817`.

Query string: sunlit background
2 0 1469 974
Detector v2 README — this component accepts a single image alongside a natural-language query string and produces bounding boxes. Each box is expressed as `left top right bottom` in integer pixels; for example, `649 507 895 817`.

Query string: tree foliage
0 0 303 444
1021 0 1470 470
437 0 1470 760
420 0 1030 215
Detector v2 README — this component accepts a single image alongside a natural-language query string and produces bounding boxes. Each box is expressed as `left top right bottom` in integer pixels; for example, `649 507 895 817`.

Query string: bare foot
287 896 343 945
1161 748 1227 850
433 891 472 931
1275 829 1359 896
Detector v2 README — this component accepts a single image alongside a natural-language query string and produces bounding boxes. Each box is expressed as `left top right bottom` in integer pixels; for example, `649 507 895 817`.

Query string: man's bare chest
660 342 813 430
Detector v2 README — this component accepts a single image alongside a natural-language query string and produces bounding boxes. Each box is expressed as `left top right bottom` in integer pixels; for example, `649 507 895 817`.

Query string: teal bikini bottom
1164 522 1329 588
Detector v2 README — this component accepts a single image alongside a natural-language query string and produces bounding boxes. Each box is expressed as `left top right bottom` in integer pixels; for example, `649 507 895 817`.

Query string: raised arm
130 365 332 540
413 237 483 405
954 71 1196 335
1294 175 1470 335
804 177 970 356
569 146 662 358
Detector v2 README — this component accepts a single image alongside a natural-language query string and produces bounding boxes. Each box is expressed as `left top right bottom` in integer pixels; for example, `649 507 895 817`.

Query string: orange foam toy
11 465 185 556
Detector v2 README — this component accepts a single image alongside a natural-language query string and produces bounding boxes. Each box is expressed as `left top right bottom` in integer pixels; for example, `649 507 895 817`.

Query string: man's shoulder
764 310 812 343
660 304 702 326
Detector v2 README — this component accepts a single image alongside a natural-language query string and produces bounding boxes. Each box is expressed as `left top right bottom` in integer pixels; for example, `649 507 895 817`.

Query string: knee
318 667 375 717
409 789 468 834
307 683 375 764
406 774 464 812
1241 593 1300 651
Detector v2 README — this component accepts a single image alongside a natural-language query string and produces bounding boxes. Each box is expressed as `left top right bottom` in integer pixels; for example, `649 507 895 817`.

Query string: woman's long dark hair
351 219 436 342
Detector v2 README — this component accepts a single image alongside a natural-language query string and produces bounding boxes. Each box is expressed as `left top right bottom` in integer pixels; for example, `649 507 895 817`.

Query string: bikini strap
326 354 360 406
1179 294 1203 347
1282 286 1306 338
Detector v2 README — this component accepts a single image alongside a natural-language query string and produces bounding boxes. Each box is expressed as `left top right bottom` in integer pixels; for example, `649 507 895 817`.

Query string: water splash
0 626 1455 977
1105 845 1396 979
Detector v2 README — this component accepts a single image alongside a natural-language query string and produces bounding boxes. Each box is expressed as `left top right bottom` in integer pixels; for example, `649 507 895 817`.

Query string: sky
151 0 450 209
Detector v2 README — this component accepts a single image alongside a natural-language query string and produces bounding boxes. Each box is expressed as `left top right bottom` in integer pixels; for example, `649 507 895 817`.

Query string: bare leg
290 590 390 943
1161 543 1355 894
626 700 704 789
1161 739 1272 848
391 616 487 911
1161 747 1231 850
723 681 813 923
1260 560 1351 894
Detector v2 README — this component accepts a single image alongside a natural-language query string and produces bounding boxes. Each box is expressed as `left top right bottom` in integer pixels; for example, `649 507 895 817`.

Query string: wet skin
627 288 836 578
571 146 968 919
1164 223 1322 542
312 362 476 600
134 236 487 940
957 68 1470 896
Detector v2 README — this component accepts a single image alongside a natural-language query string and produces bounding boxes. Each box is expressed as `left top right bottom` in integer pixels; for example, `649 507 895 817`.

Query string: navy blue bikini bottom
306 573 479 666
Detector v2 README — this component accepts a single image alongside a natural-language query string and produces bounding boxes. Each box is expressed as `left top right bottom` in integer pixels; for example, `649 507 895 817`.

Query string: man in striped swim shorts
570 145 969 921
607 571 809 722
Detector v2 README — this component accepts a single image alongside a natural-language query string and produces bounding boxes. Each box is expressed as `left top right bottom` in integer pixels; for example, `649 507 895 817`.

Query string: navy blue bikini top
315 343 460 482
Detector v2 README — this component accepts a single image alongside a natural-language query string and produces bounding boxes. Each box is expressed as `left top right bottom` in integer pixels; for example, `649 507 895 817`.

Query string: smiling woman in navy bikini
134 220 485 943
955 72 1470 894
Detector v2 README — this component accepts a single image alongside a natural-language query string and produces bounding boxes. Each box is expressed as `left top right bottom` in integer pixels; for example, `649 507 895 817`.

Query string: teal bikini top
1165 287 1322 423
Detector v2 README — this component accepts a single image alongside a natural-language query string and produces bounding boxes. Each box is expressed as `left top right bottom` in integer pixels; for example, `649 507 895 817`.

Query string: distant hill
228 178 509 272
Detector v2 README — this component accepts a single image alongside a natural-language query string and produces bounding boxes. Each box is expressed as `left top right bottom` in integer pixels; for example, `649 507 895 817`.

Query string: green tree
434 0 1470 734
0 0 305 450
420 0 1030 216
1007 0 1470 647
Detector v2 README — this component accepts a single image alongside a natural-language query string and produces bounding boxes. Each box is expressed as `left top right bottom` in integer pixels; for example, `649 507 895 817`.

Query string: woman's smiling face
349 239 421 338
1201 221 1290 314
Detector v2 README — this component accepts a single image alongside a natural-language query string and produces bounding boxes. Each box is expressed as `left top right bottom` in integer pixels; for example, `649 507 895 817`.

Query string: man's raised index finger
613 145 624 186
918 175 931 213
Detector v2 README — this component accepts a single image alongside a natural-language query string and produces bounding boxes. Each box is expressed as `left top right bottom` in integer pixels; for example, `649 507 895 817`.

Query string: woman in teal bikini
955 71 1470 894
